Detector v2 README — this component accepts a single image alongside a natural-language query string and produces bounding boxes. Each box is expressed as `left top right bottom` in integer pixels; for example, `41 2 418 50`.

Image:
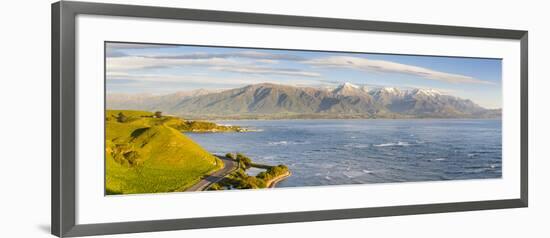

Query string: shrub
236 153 252 169
209 183 223 190
257 165 289 181
123 151 140 166
116 112 127 123
225 153 235 160
154 111 162 118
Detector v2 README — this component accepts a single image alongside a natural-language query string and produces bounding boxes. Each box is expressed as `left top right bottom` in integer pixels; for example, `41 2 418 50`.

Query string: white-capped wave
374 141 410 147
397 141 409 146
343 170 365 178
434 158 446 161
268 140 308 146
344 143 369 148
269 141 288 145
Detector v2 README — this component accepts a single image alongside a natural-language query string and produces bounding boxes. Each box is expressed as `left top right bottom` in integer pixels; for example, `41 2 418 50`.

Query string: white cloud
211 66 321 77
149 50 305 61
305 56 493 84
106 43 178 50
256 59 279 64
106 56 238 71
107 72 322 86
106 43 180 58
106 56 320 78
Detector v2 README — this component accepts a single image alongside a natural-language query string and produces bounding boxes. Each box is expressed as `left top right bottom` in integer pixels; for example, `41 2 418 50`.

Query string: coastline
181 117 503 122
266 171 292 188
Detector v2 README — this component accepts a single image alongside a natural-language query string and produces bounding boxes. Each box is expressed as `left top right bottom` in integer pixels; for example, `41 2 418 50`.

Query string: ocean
187 119 502 188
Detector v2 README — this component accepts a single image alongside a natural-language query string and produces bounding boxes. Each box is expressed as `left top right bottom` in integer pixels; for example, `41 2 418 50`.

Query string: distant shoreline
104 108 501 121
177 117 502 121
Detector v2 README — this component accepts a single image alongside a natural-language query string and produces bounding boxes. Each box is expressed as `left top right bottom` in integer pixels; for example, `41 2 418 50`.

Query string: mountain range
107 83 501 119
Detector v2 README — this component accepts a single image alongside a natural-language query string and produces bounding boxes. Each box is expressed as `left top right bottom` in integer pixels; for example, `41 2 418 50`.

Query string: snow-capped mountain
332 82 369 97
410 88 443 97
107 82 499 119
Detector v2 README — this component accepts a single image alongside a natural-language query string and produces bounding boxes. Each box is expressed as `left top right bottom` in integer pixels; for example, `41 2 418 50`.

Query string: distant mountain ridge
107 83 501 119
107 88 221 113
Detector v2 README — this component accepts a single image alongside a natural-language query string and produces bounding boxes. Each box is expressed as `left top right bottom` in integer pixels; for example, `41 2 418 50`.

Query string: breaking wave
373 141 410 147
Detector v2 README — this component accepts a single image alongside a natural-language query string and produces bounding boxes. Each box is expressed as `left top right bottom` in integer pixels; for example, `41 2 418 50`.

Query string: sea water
187 119 502 188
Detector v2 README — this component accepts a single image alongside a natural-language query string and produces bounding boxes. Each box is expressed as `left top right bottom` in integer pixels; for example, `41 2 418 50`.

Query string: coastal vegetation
257 165 291 187
209 153 290 190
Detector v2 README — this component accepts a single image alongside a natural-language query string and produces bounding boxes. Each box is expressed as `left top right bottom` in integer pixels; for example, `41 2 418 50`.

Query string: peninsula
105 110 289 195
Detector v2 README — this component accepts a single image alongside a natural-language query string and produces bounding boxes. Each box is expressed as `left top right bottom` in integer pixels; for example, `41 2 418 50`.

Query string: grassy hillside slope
105 110 224 194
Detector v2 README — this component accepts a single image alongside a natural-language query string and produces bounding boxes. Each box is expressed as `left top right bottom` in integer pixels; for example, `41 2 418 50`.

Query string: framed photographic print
52 1 528 237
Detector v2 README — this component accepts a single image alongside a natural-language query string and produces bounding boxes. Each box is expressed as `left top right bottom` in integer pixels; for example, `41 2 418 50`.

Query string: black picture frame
51 1 528 237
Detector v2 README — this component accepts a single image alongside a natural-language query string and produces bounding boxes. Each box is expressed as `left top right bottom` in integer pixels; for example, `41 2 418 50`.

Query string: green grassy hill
105 110 225 194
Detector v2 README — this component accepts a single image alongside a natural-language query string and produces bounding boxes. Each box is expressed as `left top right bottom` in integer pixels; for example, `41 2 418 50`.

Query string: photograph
105 41 502 195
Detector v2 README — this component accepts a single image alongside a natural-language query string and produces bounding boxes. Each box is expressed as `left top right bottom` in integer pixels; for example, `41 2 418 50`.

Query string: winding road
186 155 238 191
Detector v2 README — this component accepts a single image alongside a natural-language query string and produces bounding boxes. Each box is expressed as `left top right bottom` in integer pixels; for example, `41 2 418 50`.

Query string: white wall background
0 0 546 237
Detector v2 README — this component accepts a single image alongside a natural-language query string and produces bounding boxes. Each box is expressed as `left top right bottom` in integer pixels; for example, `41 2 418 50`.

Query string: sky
106 42 502 109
